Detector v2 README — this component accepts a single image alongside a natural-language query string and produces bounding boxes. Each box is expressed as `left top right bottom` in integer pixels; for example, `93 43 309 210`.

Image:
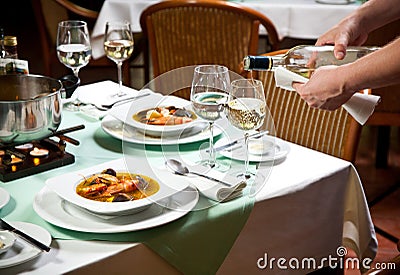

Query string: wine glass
104 21 134 97
56 20 92 110
191 65 230 168
227 79 266 180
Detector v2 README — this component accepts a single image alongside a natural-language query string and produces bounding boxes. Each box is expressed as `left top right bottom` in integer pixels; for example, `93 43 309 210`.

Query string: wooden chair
139 0 280 99
31 0 146 86
364 19 400 168
254 50 362 162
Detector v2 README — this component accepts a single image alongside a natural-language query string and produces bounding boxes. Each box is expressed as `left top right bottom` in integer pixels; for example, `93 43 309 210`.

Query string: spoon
165 159 232 187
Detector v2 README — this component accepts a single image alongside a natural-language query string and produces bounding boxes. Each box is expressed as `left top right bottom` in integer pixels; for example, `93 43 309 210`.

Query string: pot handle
59 74 81 99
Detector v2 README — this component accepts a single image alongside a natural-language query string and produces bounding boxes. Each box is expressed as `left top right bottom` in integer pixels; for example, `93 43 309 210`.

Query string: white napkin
72 80 141 105
174 164 247 202
274 67 381 125
68 81 145 120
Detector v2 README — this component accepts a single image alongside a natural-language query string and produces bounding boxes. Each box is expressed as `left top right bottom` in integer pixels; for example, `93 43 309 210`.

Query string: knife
213 130 269 152
0 219 51 252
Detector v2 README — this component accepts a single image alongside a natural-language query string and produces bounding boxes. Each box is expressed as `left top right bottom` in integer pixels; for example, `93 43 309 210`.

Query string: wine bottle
243 45 380 78
4 35 18 59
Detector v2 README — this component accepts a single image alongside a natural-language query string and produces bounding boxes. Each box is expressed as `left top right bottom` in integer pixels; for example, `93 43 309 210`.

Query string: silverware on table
0 219 51 252
165 159 233 187
213 130 269 152
95 92 151 111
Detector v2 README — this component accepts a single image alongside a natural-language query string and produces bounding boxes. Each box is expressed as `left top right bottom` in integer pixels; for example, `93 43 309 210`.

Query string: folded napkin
167 163 247 202
69 81 144 120
274 67 381 125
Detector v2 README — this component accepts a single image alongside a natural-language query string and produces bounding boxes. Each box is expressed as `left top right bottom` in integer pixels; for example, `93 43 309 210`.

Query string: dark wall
1 1 44 74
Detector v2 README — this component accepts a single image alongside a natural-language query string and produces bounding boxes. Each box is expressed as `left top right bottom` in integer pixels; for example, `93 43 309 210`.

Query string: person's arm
317 0 400 59
293 37 400 110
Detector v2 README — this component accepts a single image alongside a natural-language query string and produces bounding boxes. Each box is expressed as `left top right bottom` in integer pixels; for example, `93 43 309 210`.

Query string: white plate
315 0 356 4
0 188 10 209
101 115 223 145
45 157 191 216
33 185 199 233
215 135 290 162
109 93 201 137
0 221 51 268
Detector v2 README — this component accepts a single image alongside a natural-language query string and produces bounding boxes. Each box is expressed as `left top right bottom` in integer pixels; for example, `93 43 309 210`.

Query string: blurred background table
91 0 361 59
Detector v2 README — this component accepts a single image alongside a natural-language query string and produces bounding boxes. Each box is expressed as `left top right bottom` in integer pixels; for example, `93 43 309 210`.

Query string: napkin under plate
274 67 381 125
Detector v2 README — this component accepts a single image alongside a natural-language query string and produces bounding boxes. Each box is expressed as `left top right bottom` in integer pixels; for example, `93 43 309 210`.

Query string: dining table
90 0 361 59
0 80 377 274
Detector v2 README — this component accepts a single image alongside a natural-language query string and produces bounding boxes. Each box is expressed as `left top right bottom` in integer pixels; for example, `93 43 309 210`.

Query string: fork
94 93 151 111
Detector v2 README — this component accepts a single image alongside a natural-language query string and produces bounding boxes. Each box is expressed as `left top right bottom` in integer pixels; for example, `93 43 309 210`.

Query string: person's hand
292 65 356 111
316 16 369 60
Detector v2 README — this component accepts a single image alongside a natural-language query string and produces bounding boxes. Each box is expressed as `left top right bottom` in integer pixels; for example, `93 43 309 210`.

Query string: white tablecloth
91 0 360 59
2 81 376 274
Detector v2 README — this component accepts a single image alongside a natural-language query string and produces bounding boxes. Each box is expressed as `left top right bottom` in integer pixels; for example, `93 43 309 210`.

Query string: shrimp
79 183 107 195
148 116 193 125
105 178 139 195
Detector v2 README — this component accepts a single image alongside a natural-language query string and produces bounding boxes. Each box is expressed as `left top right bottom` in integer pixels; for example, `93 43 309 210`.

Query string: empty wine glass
56 20 92 110
191 65 230 168
227 79 266 180
104 21 134 97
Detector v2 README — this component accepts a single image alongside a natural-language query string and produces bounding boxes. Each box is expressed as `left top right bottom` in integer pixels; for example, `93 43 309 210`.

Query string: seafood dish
133 106 196 126
76 168 159 203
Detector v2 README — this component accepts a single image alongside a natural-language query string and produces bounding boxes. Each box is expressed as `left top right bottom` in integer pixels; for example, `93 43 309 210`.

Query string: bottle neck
0 28 5 59
270 55 285 68
243 55 285 71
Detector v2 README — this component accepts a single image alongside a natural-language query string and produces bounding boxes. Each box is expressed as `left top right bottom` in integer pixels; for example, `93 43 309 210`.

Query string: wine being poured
243 45 380 78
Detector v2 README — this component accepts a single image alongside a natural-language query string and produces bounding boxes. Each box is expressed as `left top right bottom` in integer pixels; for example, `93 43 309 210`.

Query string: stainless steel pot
0 74 62 145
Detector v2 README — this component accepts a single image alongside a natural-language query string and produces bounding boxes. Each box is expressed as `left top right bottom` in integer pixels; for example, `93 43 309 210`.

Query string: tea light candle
30 147 49 157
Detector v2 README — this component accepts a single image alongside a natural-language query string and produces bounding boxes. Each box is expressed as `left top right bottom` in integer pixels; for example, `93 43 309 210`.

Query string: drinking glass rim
194 64 229 74
105 21 132 27
231 78 263 88
58 20 88 28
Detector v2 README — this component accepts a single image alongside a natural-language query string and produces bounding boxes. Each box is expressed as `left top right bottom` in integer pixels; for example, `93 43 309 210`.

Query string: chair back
31 0 137 86
256 50 362 162
140 0 280 99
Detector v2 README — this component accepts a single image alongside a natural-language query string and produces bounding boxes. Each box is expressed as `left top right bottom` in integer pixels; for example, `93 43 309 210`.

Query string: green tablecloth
1 111 255 274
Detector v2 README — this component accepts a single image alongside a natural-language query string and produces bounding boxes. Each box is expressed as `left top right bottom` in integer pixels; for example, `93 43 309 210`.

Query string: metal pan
0 74 62 145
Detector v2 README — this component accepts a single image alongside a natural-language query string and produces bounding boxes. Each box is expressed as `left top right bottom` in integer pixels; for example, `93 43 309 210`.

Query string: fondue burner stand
0 125 85 182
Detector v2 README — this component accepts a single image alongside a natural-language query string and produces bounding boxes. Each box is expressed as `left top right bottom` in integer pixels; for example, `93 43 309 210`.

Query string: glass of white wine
227 79 266 180
104 21 134 97
191 65 230 168
56 20 92 110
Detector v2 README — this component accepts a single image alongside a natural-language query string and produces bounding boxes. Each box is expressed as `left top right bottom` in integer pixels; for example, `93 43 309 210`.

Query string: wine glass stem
72 68 80 78
208 122 215 168
117 61 124 96
244 132 250 179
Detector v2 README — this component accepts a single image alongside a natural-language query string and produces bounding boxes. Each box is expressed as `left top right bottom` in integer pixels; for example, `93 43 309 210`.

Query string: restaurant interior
1 0 399 274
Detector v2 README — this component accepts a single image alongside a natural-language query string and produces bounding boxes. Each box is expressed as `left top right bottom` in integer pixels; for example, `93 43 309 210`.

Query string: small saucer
0 231 16 254
0 187 10 209
248 137 275 155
